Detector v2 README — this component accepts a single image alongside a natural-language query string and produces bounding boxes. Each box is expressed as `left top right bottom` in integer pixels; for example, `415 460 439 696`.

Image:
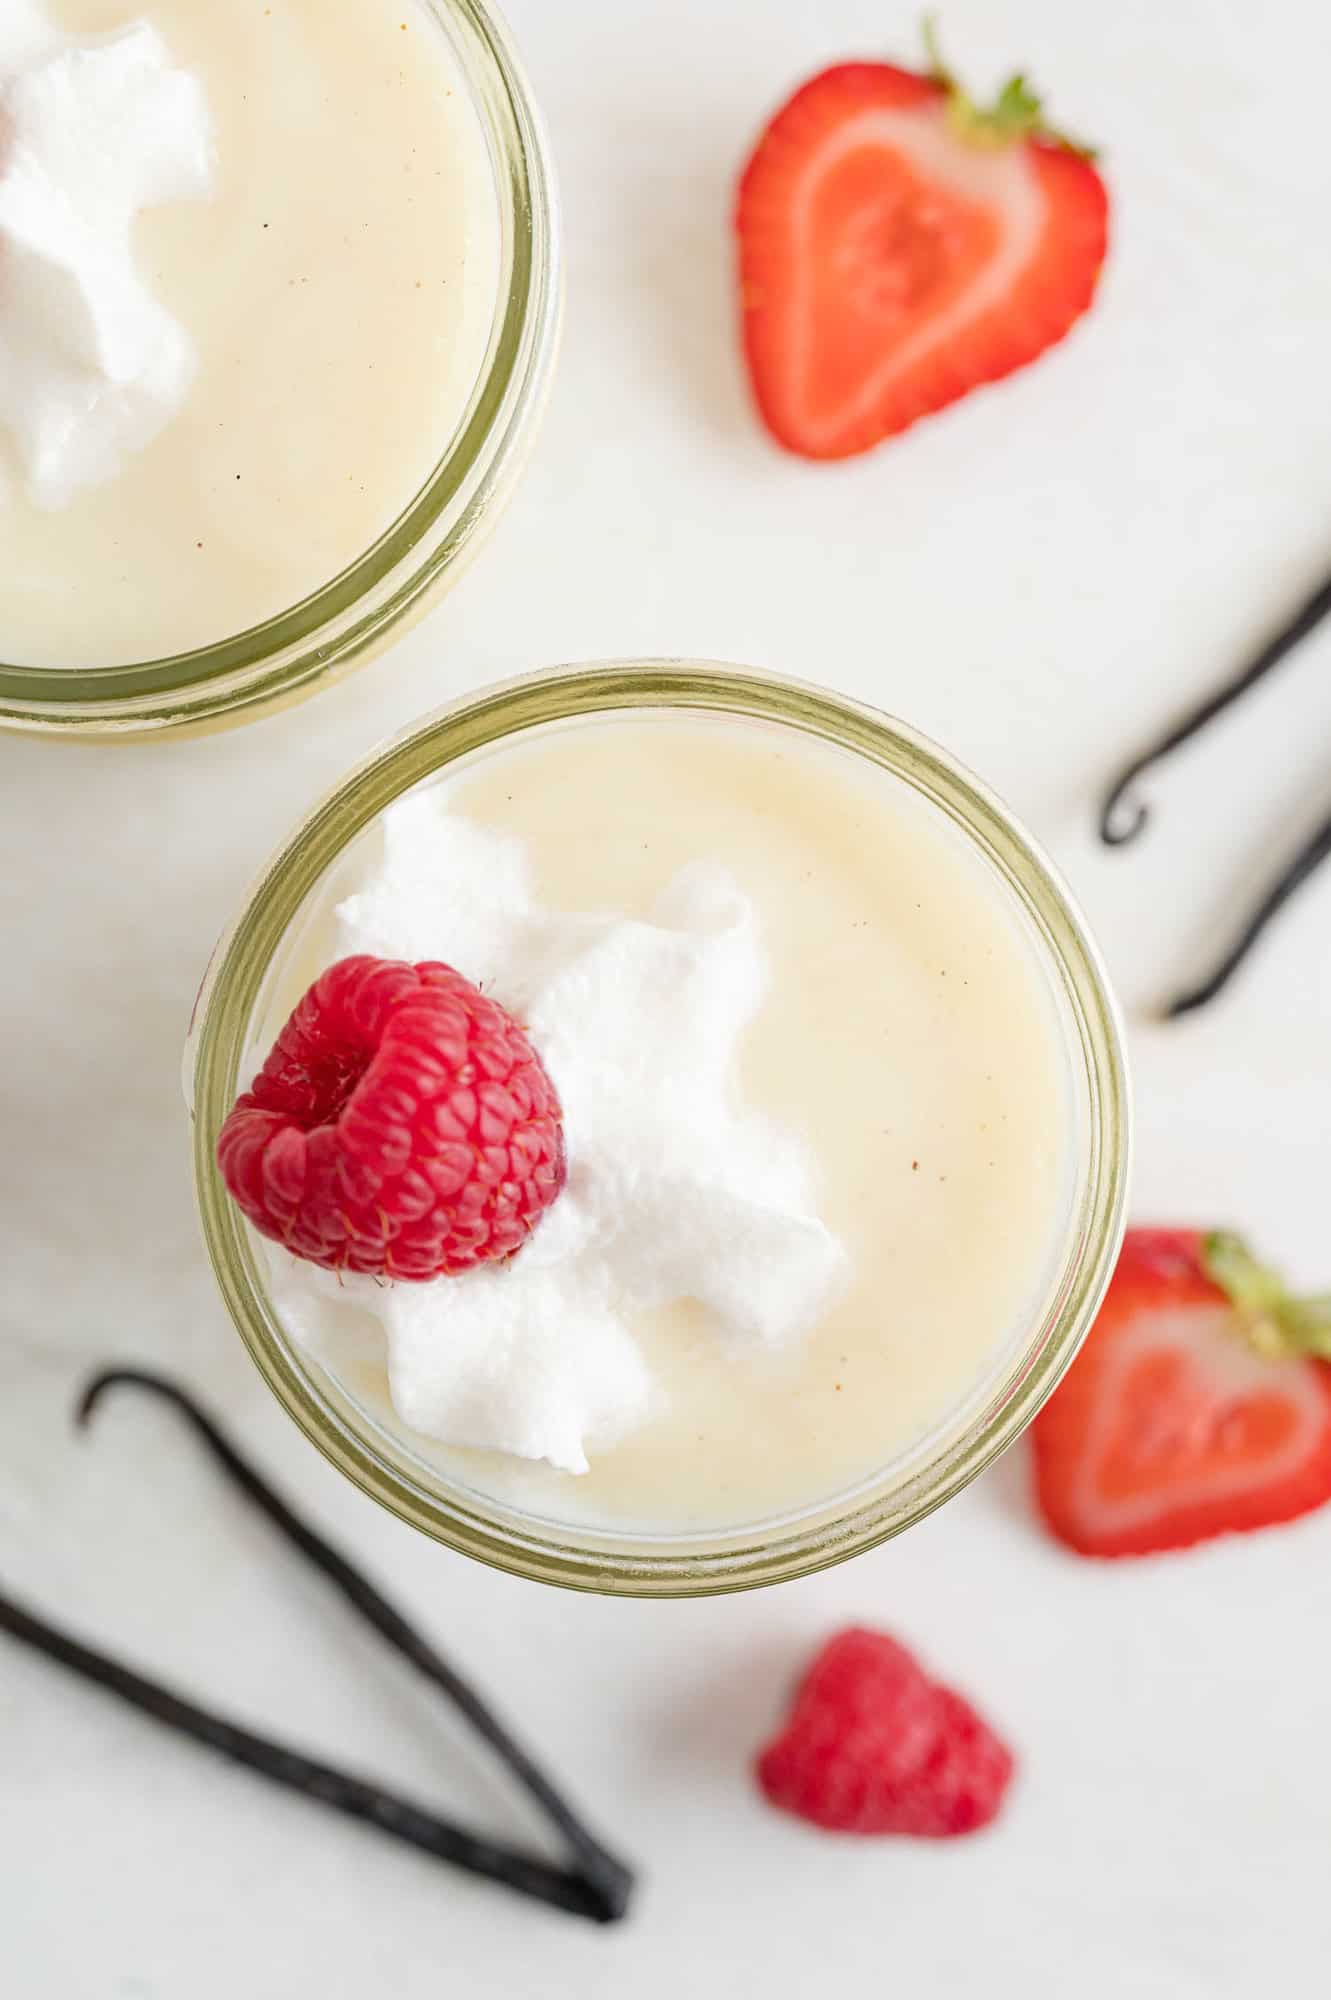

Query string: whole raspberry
755 1628 1014 1837
217 955 566 1281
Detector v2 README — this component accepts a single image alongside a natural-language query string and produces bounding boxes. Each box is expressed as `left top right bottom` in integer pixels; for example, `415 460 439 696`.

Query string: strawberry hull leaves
923 16 1098 160
1201 1231 1331 1360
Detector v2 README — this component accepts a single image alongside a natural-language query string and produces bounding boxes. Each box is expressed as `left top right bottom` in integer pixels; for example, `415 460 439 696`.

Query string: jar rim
188 661 1132 1595
0 0 560 736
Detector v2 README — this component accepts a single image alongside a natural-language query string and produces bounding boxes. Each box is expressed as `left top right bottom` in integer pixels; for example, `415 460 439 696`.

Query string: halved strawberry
736 28 1108 459
1032 1229 1331 1558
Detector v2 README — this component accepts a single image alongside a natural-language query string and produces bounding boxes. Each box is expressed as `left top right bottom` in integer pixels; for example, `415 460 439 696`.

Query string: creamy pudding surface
1 0 500 668
252 714 1080 1534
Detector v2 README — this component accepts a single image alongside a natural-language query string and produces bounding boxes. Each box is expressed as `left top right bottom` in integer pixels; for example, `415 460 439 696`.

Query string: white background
5 0 1331 1992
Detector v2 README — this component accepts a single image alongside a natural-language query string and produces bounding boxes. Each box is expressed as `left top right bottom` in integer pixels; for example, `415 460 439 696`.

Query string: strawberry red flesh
736 60 1108 459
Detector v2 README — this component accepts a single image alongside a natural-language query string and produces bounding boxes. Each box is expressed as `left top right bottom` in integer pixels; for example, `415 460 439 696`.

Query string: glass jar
0 0 560 739
186 662 1131 1594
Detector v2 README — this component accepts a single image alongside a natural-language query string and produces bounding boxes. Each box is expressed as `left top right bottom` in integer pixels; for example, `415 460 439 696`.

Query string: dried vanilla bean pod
0 1368 634 1925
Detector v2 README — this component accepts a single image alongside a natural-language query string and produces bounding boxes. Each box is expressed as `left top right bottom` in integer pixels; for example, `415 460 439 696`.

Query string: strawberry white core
1070 1305 1331 1536
790 104 1044 452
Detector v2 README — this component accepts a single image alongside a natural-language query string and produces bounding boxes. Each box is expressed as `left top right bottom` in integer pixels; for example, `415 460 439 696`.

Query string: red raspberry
755 1629 1014 1837
217 955 566 1280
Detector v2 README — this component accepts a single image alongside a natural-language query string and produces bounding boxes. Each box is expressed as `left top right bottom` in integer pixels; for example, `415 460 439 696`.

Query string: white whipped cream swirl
0 6 213 507
267 792 847 1474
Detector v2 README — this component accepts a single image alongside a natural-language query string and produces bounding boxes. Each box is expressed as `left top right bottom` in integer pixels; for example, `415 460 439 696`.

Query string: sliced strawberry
1032 1229 1331 1558
736 34 1108 459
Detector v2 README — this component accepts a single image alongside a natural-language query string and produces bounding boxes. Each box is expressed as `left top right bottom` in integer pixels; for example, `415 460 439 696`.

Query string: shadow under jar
0 0 559 738
187 662 1131 1595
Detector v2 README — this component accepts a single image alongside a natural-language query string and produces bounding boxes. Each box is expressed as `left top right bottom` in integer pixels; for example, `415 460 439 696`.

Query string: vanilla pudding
1 0 503 670
200 677 1129 1565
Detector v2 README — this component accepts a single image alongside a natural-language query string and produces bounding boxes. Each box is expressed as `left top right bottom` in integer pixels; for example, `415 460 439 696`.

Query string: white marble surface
5 0 1331 1991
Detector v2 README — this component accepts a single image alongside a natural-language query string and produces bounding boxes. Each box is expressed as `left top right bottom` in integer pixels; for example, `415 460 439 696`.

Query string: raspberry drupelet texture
756 1628 1014 1837
217 955 566 1280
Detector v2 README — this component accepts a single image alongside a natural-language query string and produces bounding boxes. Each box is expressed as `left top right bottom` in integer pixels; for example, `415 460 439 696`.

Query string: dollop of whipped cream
0 3 213 507
268 792 847 1474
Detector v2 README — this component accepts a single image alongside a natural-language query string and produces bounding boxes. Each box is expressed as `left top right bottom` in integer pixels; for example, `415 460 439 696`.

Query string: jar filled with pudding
0 0 559 736
187 661 1131 1595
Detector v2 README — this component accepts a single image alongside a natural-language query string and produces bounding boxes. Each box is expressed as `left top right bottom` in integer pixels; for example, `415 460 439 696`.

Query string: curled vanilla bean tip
1097 567 1331 851
43 1366 637 1924
77 1365 153 1429
1099 778 1150 847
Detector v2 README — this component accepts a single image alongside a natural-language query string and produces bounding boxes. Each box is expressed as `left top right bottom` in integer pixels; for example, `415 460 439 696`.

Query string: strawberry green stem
920 15 1098 160
1203 1231 1331 1361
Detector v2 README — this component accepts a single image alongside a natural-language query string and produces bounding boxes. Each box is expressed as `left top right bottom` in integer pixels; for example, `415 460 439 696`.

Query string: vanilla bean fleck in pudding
221 703 1093 1538
0 0 501 669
